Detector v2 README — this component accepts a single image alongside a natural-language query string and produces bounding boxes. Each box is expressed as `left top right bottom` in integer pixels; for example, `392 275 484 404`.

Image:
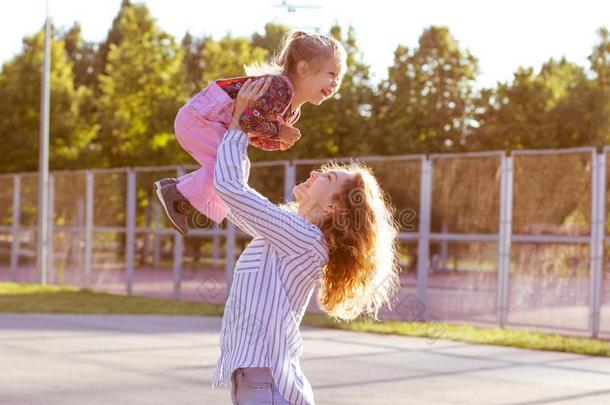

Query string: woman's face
293 169 351 215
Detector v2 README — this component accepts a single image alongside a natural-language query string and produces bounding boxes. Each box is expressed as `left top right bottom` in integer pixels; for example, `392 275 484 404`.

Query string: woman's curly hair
315 162 400 322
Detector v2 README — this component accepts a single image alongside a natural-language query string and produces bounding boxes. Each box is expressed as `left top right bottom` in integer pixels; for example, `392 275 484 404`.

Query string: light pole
36 0 51 284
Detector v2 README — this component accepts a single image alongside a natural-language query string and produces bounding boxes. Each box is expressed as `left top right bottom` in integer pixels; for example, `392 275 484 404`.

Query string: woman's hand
229 77 272 130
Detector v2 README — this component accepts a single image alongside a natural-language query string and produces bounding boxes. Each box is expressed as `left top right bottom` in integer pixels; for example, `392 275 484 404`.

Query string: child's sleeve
287 108 301 126
248 137 282 151
239 75 293 140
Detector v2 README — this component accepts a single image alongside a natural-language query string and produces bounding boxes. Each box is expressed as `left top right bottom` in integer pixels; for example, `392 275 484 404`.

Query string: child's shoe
153 177 176 191
153 179 192 236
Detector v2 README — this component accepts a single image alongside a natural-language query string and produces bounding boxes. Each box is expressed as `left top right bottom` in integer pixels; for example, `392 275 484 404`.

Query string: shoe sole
153 180 168 191
153 182 188 236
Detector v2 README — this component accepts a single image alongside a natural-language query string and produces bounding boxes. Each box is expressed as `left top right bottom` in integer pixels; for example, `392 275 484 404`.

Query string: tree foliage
0 1 608 174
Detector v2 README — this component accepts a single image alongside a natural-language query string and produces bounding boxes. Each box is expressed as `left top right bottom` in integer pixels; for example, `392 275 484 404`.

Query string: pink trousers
174 82 236 224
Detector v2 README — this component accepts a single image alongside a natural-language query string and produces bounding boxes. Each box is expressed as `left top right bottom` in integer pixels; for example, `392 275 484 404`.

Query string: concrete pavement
1 314 610 405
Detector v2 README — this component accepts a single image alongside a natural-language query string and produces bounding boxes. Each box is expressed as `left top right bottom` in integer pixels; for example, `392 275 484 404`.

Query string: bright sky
0 0 608 89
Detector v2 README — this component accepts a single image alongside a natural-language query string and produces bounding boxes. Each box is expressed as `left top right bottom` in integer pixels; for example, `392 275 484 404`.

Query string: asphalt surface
1 314 610 405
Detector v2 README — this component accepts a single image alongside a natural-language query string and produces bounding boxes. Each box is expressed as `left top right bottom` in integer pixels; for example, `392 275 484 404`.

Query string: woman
210 78 400 405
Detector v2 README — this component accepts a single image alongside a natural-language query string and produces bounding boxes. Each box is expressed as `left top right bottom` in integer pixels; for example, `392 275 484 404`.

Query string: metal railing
0 146 608 339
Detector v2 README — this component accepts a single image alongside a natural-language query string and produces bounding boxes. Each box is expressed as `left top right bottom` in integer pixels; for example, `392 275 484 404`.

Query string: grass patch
0 282 223 316
2 282 609 357
303 315 610 357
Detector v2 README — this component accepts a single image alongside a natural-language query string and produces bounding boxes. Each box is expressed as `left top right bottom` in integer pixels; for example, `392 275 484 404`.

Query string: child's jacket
188 75 300 151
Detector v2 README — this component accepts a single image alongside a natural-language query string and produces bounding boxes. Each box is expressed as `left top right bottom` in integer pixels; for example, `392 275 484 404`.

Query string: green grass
2 282 609 357
0 282 223 316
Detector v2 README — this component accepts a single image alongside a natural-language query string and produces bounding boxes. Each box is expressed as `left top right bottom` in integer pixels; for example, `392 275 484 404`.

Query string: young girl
154 30 347 235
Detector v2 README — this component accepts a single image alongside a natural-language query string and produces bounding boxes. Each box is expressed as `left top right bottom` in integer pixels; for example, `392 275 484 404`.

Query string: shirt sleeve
225 210 256 238
214 129 325 259
239 75 293 140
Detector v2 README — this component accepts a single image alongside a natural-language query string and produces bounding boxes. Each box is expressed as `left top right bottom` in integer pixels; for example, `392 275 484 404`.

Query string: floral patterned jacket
216 75 300 151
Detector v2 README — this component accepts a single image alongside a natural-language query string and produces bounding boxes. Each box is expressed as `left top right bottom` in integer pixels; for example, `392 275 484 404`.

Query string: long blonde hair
245 30 347 78
313 162 400 322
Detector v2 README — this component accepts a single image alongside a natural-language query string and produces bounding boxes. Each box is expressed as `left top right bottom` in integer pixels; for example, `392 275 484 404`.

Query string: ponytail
245 30 346 78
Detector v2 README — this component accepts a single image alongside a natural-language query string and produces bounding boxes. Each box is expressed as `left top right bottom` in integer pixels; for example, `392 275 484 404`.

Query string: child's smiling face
299 58 344 105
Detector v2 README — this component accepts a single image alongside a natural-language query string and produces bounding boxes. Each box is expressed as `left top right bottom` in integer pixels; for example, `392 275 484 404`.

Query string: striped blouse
211 129 329 405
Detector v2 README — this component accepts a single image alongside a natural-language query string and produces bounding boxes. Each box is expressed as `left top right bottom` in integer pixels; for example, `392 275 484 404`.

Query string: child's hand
278 124 301 151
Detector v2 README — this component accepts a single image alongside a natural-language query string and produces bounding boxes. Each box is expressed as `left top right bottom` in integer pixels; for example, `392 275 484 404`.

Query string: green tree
472 58 589 150
251 23 290 54
0 29 94 173
587 27 610 146
95 0 132 86
61 23 98 90
181 32 210 94
201 35 268 85
375 26 479 154
590 27 610 87
92 2 188 167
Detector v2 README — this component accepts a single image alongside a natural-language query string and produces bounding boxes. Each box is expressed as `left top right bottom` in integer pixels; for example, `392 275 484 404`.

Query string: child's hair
245 30 347 78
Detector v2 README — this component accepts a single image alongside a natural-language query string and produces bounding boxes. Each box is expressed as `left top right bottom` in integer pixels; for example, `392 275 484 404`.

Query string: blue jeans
231 367 291 404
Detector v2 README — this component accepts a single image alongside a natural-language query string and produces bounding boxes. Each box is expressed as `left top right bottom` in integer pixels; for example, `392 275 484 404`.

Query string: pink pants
174 82 236 224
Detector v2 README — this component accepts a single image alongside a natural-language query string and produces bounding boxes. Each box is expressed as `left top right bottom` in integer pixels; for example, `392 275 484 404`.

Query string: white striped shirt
211 129 328 405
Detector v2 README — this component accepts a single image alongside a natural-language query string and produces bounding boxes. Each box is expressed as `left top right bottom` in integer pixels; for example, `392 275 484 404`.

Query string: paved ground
1 314 610 405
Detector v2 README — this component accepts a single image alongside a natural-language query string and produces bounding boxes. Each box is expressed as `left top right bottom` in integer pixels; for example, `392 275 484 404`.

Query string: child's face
301 58 343 105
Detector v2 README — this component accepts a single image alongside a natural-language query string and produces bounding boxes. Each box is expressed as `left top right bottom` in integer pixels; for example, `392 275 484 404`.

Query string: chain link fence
1 147 609 339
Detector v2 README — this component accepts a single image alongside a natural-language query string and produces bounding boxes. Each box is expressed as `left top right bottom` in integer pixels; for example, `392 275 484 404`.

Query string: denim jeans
231 367 291 404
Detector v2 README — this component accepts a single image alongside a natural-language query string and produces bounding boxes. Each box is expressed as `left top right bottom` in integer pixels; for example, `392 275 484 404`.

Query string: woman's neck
297 204 322 226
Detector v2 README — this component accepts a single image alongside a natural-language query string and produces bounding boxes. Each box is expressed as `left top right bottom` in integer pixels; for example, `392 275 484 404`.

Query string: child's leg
173 106 225 165
175 168 228 224
172 106 230 224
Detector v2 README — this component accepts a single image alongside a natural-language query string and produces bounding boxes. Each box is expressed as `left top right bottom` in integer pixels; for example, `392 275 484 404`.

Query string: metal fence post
590 153 605 338
126 169 136 295
284 162 296 202
173 167 185 300
153 202 161 268
10 175 21 281
497 155 513 328
173 231 184 300
75 199 85 274
416 158 432 311
439 221 448 271
212 222 221 267
597 153 607 337
84 170 94 286
47 174 55 283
